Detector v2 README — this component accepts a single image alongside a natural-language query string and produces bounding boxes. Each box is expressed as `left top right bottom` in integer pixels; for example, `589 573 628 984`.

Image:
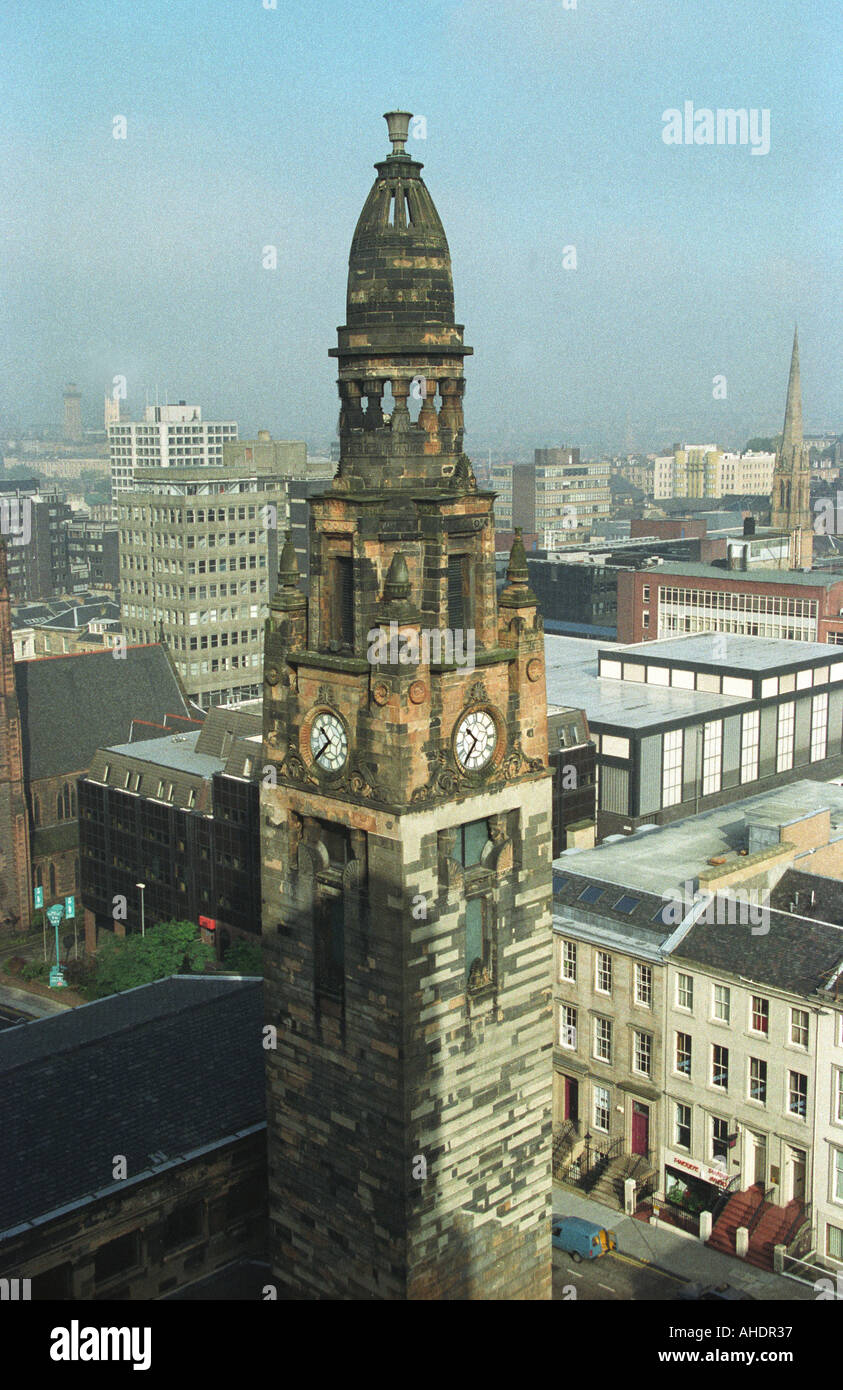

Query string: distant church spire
770 327 812 569
781 326 803 457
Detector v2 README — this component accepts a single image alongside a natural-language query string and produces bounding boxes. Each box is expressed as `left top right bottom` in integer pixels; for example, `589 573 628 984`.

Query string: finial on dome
384 111 413 156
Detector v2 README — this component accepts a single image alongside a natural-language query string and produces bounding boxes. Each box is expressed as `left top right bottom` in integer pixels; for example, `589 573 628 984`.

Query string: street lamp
136 882 146 938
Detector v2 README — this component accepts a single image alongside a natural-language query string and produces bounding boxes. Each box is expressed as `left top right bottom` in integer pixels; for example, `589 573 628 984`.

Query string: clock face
455 708 497 772
309 710 348 772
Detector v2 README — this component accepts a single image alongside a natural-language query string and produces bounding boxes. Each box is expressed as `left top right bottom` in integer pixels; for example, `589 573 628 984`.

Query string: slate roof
0 976 265 1237
672 909 843 999
37 601 120 631
770 868 843 925
15 644 191 781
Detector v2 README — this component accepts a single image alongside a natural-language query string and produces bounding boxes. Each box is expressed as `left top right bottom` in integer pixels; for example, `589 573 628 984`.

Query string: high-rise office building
108 402 238 512
119 438 306 709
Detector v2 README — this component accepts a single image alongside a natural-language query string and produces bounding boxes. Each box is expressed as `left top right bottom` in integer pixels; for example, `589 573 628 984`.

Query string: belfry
261 113 553 1299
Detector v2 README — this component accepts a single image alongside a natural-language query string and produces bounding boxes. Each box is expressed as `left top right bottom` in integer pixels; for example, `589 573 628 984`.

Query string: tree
744 436 780 453
90 919 214 999
221 938 264 976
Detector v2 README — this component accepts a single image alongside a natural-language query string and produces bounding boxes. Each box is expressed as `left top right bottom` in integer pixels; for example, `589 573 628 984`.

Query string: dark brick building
260 111 554 1299
547 707 596 856
0 976 267 1299
79 703 262 955
618 561 843 646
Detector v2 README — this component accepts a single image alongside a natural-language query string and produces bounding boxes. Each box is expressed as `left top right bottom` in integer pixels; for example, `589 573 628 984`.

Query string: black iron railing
642 1195 700 1235
784 1202 813 1257
746 1185 775 1238
709 1174 741 1227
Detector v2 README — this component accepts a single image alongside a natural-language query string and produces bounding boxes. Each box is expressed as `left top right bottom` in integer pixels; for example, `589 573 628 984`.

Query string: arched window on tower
49 862 56 898
33 795 40 828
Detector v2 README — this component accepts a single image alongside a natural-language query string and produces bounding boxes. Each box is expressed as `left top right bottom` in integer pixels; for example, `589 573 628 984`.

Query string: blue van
552 1215 617 1261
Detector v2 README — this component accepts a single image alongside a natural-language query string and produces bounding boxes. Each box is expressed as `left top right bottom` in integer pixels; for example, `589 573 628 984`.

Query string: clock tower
261 112 553 1299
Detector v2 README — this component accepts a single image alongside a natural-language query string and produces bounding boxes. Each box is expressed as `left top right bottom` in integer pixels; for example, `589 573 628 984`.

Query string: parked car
551 1215 617 1262
677 1282 754 1301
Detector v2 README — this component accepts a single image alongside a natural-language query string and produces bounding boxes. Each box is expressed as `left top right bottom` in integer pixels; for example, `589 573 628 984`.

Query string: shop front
662 1150 734 1219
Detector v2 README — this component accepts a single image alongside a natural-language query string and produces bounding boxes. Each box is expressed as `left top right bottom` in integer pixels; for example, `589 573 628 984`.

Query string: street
0 1001 30 1031
553 1248 684 1301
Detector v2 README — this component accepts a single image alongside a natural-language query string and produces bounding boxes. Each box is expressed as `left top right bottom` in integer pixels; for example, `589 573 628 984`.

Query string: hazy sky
2 0 841 456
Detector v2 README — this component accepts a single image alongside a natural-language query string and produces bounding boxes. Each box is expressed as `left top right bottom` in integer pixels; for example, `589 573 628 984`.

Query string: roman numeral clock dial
454 708 497 772
308 710 348 773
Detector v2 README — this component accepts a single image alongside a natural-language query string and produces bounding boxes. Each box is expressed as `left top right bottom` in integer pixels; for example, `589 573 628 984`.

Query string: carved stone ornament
408 680 427 704
372 682 390 706
264 665 280 686
526 657 543 683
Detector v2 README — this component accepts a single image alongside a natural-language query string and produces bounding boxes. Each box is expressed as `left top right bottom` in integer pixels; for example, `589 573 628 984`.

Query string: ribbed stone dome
345 111 456 334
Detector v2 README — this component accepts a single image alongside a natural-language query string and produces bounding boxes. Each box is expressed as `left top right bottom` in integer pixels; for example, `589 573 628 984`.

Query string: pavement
553 1183 818 1301
0 982 72 1020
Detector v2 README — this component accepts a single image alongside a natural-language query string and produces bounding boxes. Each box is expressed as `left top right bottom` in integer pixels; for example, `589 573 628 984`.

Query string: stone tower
0 542 31 930
770 329 812 568
261 112 554 1300
62 384 83 443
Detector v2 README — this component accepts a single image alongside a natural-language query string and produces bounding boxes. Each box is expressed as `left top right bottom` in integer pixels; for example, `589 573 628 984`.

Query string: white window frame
595 950 612 995
776 700 795 773
790 1007 809 1049
662 728 683 807
676 972 694 1012
712 1044 729 1089
634 962 652 1007
560 1005 577 1050
633 1030 652 1078
675 1031 692 1078
593 1085 610 1133
593 1016 612 1063
713 983 731 1023
811 690 829 762
750 995 770 1036
740 709 760 783
560 939 577 983
675 1102 691 1151
702 719 722 795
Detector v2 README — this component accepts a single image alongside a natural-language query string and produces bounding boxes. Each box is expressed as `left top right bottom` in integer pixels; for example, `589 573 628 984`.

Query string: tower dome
329 112 472 490
345 111 456 336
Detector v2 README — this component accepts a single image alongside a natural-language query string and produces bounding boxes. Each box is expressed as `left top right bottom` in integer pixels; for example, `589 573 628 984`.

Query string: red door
631 1101 649 1156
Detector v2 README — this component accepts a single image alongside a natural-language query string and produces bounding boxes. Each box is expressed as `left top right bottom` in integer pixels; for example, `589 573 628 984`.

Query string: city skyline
2 0 841 455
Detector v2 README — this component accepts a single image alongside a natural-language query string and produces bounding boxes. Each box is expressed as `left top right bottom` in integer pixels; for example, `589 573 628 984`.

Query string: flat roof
545 635 740 729
616 633 837 671
554 779 843 895
106 730 223 777
643 560 843 588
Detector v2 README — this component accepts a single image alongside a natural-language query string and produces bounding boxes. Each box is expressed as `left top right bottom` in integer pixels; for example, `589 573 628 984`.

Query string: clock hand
316 735 331 759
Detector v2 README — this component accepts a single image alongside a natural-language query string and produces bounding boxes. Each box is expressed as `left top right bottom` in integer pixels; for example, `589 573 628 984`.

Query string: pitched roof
0 976 265 1237
15 644 191 781
672 909 843 998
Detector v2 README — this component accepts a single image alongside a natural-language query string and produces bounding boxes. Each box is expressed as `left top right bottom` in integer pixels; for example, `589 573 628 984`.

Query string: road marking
565 1268 581 1277
611 1252 683 1282
597 1281 614 1292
